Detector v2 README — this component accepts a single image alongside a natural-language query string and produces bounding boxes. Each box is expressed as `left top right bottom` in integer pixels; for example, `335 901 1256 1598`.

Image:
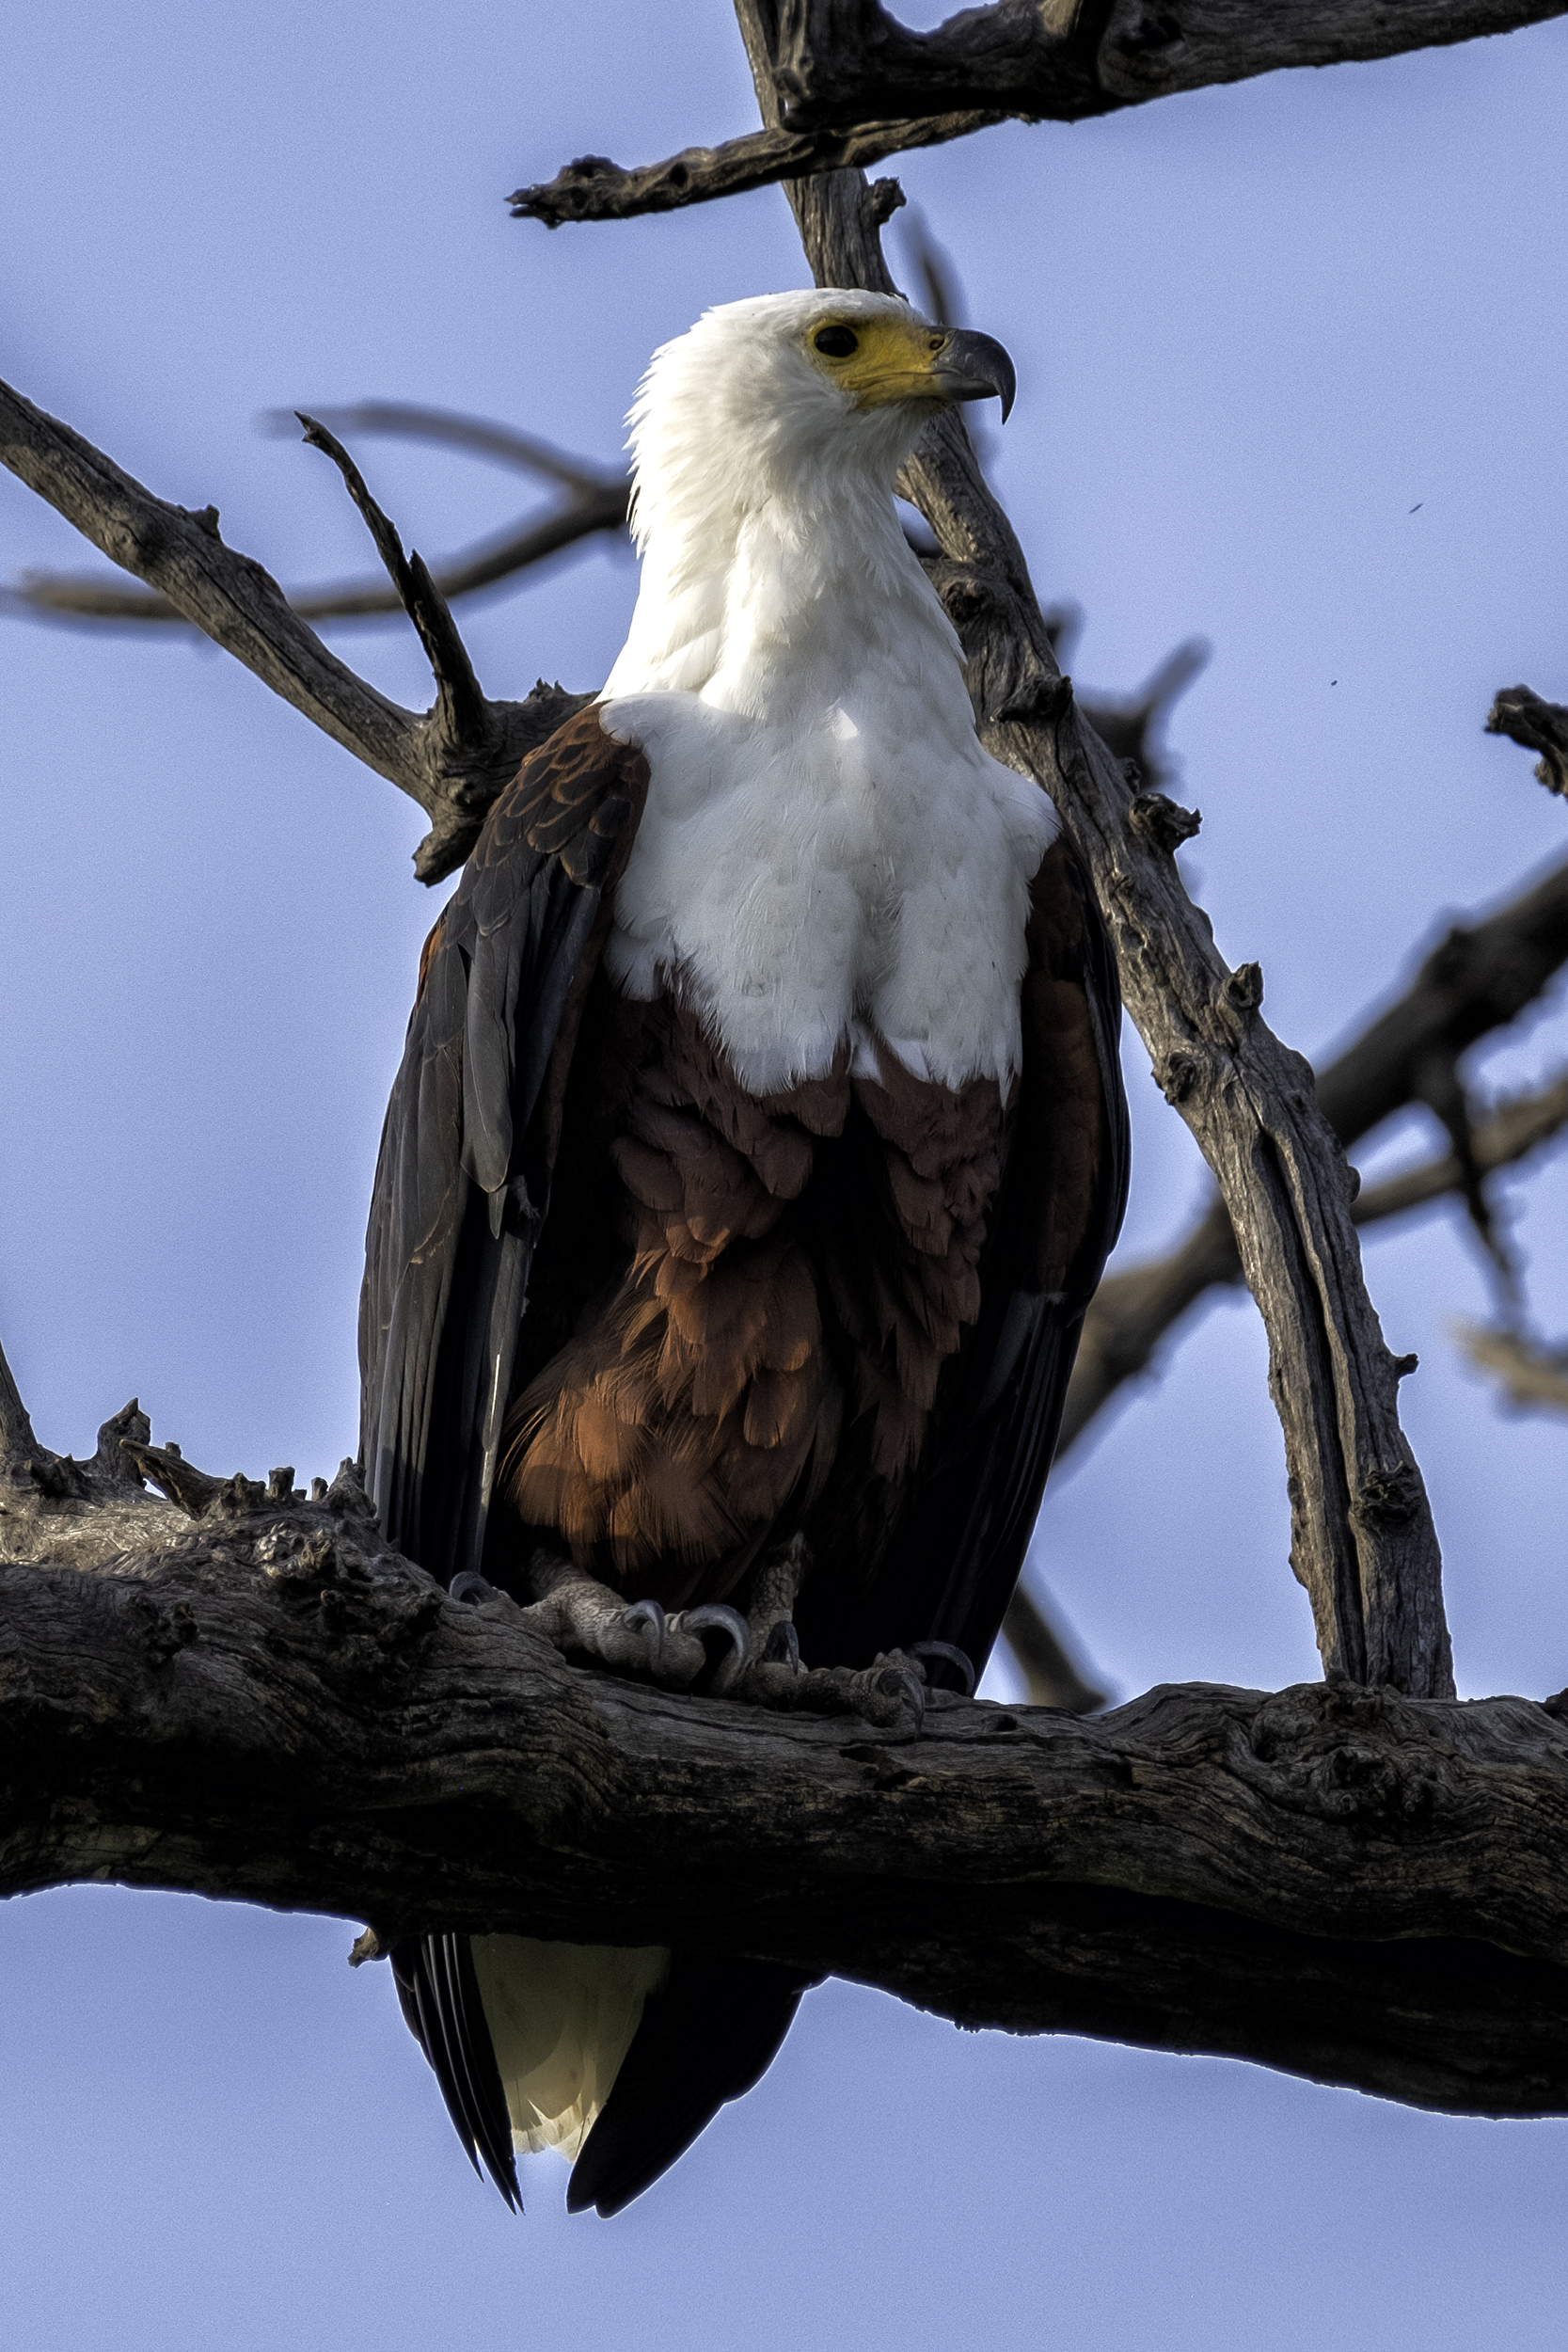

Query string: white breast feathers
599 685 1057 1097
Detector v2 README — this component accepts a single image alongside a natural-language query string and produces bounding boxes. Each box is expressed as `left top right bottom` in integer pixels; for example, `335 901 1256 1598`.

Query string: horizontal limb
2 1454 1567 2117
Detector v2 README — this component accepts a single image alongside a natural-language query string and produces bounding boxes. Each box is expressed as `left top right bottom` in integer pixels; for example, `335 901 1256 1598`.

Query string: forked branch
1061 854 1568 1460
0 375 588 882
11 401 629 628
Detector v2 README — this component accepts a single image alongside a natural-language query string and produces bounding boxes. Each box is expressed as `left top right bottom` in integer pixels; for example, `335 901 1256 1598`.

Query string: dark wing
359 705 648 1584
811 833 1129 1679
369 707 647 2216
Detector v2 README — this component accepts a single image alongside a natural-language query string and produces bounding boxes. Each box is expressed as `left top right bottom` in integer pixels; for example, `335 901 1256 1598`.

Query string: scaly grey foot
719 1536 975 1726
450 1554 746 1692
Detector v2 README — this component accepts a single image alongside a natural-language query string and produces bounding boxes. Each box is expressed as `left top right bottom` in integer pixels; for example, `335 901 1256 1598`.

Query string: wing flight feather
359 707 649 1583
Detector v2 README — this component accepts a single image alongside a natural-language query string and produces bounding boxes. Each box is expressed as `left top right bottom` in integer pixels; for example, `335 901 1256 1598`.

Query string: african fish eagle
359 288 1129 2216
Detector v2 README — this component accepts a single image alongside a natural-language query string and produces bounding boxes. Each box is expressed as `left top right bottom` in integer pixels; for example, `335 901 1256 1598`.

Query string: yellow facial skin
803 313 954 408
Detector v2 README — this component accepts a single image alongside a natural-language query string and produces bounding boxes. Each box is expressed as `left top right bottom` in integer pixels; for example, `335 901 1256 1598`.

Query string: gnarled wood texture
0 1471 1562 2116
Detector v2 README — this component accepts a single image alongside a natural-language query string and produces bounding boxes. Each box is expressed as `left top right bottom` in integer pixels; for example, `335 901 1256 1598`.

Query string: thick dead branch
1488 683 1568 800
511 0 1567 225
1455 1324 1568 1417
0 1465 1565 2113
1062 861 1568 1458
13 402 629 628
765 152 1449 1698
0 374 589 882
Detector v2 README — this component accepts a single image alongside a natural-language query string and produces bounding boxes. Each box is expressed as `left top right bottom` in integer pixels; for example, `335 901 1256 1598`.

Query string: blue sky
3 6 1568 2345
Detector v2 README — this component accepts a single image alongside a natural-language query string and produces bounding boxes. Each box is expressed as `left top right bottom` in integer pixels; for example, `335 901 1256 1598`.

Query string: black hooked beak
929 327 1016 423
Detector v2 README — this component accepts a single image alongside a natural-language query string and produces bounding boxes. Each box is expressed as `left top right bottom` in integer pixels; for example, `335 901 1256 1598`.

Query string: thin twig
1061 1066 1568 1465
294 412 487 740
1060 859 1568 1460
260 400 624 497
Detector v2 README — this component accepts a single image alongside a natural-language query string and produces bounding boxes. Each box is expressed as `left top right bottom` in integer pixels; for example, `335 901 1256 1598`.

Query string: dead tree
6 0 1568 2118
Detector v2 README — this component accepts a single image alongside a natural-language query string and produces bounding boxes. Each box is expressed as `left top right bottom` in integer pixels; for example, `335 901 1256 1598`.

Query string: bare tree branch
1062 855 1568 1460
758 146 1449 1698
1455 1323 1568 1417
10 401 629 629
510 0 1568 225
510 109 1008 229
1 1455 1566 2115
1354 1069 1568 1227
0 373 590 882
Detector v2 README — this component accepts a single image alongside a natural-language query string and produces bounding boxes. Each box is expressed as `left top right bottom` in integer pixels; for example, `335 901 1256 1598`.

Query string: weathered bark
0 1471 1564 2115
0 375 589 882
511 0 1568 225
763 147 1450 1697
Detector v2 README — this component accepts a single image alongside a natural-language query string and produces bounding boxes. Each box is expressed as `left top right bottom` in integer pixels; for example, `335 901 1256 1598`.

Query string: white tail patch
470 1935 671 2162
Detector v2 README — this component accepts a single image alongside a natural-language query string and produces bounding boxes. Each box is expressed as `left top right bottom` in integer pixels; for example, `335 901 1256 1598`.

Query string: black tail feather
392 1934 523 2212
566 1955 815 2218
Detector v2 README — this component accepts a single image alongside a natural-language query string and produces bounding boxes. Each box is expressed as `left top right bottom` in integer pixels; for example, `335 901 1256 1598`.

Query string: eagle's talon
668 1602 750 1694
763 1619 800 1670
907 1640 975 1697
668 1602 749 1666
621 1596 667 1665
450 1570 500 1608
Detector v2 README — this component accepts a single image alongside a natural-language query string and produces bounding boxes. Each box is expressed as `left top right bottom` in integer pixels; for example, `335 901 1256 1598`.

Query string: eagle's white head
622 288 1013 548
602 288 1014 705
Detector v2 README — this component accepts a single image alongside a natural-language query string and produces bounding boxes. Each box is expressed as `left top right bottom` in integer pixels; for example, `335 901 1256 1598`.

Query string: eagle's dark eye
814 325 859 358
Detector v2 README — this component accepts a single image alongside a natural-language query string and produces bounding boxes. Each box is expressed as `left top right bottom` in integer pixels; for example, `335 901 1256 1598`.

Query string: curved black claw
671 1603 751 1671
763 1619 800 1670
450 1571 501 1608
908 1640 975 1697
622 1597 667 1666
